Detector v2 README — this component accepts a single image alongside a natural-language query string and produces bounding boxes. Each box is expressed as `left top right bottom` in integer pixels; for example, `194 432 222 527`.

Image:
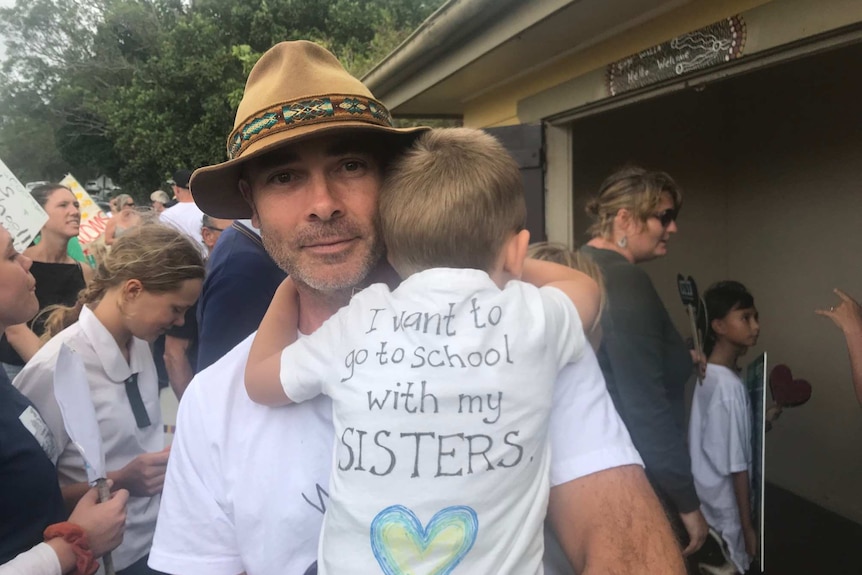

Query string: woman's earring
617 235 627 249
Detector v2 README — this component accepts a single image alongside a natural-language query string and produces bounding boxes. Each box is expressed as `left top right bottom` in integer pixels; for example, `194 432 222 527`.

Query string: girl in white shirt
14 224 205 574
689 281 760 574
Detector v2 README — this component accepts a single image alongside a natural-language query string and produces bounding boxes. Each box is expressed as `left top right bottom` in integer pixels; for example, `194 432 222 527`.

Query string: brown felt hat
191 41 427 218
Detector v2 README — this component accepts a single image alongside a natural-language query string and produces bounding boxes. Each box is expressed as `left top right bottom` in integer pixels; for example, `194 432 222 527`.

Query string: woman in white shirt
15 224 205 575
0 223 128 575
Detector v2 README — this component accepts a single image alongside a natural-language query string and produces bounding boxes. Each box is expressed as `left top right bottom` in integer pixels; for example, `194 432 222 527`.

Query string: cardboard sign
54 344 106 484
59 174 110 244
0 158 49 252
745 352 768 573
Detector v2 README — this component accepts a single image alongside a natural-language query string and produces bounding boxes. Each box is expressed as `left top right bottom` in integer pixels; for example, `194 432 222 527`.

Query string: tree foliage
0 0 444 196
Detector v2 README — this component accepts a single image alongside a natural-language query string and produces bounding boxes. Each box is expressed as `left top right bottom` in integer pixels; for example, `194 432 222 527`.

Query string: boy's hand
743 524 758 557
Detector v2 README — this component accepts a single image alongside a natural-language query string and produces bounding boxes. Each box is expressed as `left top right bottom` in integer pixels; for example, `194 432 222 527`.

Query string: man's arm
817 288 862 406
164 335 194 400
548 465 685 575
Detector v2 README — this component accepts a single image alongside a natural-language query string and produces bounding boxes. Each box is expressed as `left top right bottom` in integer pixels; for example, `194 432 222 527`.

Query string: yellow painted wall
462 0 774 128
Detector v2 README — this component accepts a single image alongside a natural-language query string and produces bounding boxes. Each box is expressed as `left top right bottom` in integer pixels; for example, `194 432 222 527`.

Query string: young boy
245 128 600 574
689 281 760 574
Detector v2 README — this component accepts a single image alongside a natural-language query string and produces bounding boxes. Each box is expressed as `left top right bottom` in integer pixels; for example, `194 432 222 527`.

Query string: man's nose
307 174 343 221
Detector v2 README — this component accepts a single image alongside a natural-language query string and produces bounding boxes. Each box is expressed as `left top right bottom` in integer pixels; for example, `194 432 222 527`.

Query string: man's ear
502 229 531 278
239 180 260 228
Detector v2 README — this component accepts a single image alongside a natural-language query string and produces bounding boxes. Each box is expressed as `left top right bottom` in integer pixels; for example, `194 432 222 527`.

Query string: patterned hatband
227 94 394 160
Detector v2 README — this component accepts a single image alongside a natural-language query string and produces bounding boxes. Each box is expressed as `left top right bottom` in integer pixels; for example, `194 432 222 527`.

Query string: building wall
567 43 862 524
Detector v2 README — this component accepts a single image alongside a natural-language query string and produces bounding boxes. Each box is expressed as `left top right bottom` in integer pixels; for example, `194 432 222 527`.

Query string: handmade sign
745 352 768 574
0 158 49 251
677 274 704 383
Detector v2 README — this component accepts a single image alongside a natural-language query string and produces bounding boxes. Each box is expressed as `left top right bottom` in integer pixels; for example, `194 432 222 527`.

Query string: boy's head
379 127 528 278
701 280 759 355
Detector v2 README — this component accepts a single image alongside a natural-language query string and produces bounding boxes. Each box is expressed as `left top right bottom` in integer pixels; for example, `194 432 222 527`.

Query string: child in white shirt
245 128 600 574
689 281 760 573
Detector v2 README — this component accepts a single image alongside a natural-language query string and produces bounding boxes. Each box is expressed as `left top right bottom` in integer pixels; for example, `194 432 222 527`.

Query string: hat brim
191 122 428 219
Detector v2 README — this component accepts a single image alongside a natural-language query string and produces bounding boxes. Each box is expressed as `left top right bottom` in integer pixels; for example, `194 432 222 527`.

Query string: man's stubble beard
260 216 384 294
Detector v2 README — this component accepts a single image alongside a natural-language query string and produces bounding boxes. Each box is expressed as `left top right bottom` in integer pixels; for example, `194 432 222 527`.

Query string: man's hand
817 288 862 335
548 465 686 574
679 509 708 555
743 523 758 558
109 447 171 497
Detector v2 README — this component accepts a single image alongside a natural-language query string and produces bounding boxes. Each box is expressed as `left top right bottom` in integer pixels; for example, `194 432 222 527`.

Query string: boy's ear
502 229 531 278
711 317 726 336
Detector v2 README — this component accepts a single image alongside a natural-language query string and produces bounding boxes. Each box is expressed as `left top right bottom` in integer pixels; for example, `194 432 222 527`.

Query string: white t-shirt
279 268 586 574
688 363 753 573
149 328 642 575
160 201 205 252
14 306 164 571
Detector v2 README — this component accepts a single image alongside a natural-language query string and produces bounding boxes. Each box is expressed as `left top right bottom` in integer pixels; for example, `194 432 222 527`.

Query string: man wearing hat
150 41 683 575
160 168 205 251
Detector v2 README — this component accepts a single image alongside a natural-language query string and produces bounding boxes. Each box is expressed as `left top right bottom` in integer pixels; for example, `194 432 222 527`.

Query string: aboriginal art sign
607 16 746 95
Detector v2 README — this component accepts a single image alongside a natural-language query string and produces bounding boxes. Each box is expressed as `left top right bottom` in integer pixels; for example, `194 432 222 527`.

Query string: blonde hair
585 166 682 239
379 127 525 277
528 242 606 330
41 224 205 339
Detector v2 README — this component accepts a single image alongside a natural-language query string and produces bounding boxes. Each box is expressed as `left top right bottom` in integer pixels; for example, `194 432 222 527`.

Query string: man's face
241 134 384 293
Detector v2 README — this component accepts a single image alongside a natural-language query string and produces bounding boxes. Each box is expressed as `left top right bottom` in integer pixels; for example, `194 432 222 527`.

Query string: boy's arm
732 470 757 557
521 258 601 331
245 278 299 406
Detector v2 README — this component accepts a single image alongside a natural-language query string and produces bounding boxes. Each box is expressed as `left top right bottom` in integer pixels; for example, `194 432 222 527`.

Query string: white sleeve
13 352 69 453
0 543 61 575
539 286 587 369
280 305 350 402
148 377 243 575
548 344 643 487
703 397 751 475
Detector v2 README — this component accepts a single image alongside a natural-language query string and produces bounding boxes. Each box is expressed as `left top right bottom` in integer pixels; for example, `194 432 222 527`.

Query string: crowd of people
2 39 859 575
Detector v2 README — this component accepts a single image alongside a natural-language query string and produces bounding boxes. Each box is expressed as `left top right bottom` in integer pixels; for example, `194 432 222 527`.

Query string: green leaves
0 0 443 198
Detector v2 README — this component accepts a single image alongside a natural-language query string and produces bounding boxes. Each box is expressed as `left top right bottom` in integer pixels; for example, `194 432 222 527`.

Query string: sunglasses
203 225 225 232
124 202 134 207
651 208 677 228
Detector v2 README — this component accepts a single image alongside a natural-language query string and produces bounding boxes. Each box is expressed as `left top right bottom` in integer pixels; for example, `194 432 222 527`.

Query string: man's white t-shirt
278 268 586 574
14 307 164 571
150 321 642 575
688 363 753 573
159 201 205 252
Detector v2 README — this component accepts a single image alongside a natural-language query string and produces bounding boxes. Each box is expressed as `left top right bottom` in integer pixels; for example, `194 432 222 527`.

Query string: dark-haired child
688 281 760 574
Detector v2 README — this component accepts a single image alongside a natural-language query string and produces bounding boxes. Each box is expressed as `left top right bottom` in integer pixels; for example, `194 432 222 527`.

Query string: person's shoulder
183 332 256 410
14 327 79 387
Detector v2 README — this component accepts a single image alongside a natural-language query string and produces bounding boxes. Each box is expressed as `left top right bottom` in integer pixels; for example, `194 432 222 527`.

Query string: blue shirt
196 223 286 372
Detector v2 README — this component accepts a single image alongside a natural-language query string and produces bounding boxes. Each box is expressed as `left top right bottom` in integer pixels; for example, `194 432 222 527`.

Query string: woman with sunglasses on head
104 194 142 246
0 184 94 381
579 166 708 570
0 223 129 575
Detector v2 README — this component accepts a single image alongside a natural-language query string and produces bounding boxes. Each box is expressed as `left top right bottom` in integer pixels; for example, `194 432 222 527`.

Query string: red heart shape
769 364 812 407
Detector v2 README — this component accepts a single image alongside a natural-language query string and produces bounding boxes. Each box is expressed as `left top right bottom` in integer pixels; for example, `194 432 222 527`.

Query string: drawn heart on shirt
769 364 812 407
370 504 478 575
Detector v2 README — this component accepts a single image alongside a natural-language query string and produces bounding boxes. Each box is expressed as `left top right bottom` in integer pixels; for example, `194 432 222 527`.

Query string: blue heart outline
370 504 479 575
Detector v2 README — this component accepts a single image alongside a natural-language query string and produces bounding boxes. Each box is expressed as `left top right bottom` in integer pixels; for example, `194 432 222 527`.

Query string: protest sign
60 174 110 244
0 158 49 252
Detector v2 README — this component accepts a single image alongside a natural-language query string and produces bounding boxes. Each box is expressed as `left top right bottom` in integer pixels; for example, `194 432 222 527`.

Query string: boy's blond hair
379 127 526 277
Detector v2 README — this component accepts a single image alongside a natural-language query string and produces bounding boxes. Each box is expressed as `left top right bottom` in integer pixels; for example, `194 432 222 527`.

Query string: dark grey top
580 245 699 513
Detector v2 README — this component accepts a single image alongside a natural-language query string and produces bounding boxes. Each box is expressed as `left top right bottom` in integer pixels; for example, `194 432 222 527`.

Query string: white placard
0 158 49 252
54 344 106 484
